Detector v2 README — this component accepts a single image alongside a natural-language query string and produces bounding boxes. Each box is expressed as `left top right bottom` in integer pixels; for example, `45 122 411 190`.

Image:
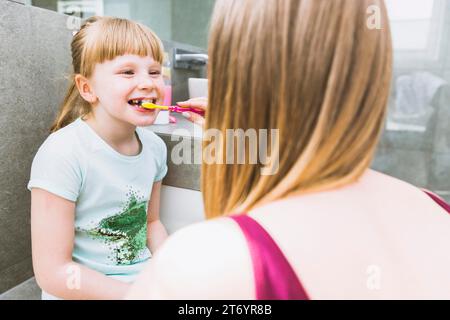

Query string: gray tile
428 152 450 193
437 192 450 203
371 147 430 187
0 0 73 293
171 0 215 49
0 258 34 294
158 133 202 191
445 3 450 70
378 129 434 152
0 277 40 300
432 86 450 153
444 69 450 84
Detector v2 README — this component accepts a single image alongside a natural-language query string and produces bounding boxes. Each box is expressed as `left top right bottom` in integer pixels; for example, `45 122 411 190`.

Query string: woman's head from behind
203 0 392 217
51 16 165 132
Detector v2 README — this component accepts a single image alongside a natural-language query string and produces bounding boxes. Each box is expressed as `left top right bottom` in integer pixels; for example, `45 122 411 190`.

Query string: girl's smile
128 96 158 113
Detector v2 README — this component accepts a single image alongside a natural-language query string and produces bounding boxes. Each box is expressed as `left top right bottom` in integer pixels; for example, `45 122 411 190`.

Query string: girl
28 16 169 299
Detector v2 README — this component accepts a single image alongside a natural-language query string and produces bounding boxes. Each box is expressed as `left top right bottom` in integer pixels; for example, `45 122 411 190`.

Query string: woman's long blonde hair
203 0 393 218
50 16 164 132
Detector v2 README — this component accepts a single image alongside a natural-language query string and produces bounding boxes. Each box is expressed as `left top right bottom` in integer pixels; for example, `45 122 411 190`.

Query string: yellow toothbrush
141 102 205 116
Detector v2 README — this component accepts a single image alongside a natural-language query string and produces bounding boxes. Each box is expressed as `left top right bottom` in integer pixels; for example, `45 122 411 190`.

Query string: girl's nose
137 75 156 91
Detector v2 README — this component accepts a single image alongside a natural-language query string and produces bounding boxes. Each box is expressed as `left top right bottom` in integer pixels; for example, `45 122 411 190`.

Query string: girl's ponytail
50 75 91 132
50 16 101 133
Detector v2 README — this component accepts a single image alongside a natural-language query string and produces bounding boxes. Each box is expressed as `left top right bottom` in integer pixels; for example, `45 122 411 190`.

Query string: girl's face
89 54 165 127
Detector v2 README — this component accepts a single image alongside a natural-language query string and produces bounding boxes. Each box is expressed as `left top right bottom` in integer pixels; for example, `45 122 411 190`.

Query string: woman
128 0 450 299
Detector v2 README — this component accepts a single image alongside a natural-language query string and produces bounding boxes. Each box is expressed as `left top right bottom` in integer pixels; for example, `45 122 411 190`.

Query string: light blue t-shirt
28 118 167 282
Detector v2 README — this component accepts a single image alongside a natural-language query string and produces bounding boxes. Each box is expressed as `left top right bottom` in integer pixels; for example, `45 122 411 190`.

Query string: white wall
159 185 205 234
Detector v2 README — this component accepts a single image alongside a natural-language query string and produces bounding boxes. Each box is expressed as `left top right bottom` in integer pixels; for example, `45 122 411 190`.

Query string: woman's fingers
177 97 207 111
182 111 205 127
177 97 207 127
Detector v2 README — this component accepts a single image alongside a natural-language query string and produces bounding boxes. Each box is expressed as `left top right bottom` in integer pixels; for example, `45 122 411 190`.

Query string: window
386 0 446 63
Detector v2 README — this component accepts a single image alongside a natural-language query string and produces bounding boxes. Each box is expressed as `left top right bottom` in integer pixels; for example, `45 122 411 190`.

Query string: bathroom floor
0 278 41 300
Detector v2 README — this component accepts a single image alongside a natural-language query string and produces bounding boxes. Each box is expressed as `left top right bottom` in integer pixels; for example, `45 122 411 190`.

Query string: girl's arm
147 181 168 253
31 188 130 299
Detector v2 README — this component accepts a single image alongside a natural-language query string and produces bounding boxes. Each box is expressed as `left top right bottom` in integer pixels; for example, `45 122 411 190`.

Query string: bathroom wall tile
428 153 450 196
105 0 173 42
445 5 450 70
371 147 430 188
444 68 450 81
0 166 32 272
158 133 202 191
432 85 450 154
0 258 33 294
0 277 40 300
171 0 215 49
378 128 435 153
0 1 31 91
0 1 73 294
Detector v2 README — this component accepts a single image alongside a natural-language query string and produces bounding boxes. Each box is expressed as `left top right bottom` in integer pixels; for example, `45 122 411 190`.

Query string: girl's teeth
129 99 156 106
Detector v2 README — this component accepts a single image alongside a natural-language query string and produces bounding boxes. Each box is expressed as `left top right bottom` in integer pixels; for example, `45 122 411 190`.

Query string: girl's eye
121 70 134 75
149 71 161 76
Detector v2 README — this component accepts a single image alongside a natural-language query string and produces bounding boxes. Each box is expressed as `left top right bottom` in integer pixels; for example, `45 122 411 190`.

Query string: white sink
188 78 208 99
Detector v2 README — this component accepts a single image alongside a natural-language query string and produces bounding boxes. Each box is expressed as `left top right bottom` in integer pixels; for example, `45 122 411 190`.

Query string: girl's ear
74 74 98 104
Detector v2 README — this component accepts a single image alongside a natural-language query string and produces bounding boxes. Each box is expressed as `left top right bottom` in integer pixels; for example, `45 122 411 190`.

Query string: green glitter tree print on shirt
87 191 148 265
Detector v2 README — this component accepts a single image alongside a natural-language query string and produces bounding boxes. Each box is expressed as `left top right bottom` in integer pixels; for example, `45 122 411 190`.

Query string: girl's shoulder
38 119 85 155
136 127 167 153
29 119 87 201
32 119 90 172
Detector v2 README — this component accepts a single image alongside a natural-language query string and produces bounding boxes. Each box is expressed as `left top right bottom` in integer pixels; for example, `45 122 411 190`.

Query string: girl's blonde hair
203 0 393 218
51 16 164 132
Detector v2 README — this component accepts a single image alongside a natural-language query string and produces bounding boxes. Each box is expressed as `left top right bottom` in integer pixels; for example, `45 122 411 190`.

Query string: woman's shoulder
357 170 449 212
145 217 254 299
257 169 441 210
248 169 449 234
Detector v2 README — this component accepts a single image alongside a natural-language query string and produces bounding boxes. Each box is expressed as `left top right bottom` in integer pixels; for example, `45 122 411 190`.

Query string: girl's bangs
82 18 164 75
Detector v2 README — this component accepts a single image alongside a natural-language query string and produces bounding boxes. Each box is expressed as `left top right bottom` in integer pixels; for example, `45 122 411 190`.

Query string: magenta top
230 190 450 300
230 214 310 300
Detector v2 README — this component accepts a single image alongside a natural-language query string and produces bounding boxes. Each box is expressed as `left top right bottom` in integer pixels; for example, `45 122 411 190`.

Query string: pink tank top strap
422 189 450 213
230 214 310 300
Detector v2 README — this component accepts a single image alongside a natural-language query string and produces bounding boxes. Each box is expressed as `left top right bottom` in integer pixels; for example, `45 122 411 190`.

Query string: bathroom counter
144 113 202 191
146 113 203 140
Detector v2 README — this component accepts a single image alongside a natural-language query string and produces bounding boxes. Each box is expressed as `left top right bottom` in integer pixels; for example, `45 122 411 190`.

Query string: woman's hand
177 97 207 127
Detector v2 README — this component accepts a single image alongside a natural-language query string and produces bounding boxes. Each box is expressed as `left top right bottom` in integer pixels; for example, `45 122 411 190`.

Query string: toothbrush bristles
141 102 168 110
